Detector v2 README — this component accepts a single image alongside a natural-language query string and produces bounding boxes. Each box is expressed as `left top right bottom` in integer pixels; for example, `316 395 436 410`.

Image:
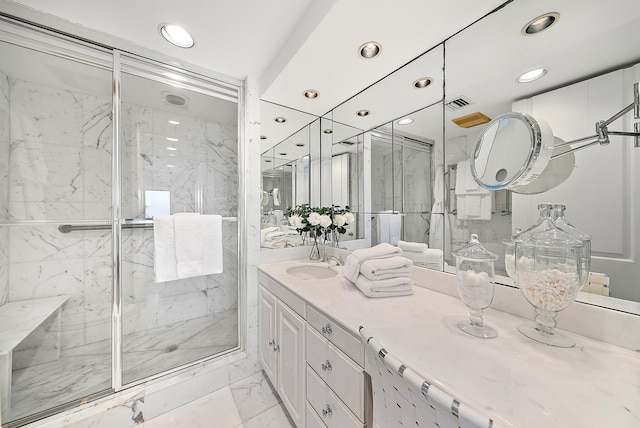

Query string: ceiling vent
162 91 190 107
445 96 473 111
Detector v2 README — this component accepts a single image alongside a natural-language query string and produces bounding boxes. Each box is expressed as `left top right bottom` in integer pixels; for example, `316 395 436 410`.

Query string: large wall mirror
444 0 640 307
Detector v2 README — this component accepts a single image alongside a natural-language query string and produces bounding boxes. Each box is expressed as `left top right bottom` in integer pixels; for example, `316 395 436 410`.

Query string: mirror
445 0 640 305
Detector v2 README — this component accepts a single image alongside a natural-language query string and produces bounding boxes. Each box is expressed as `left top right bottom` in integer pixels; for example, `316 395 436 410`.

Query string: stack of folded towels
397 240 444 270
343 243 414 298
261 226 302 249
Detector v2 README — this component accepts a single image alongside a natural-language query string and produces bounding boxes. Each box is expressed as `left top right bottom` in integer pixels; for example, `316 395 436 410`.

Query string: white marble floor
143 371 295 428
9 309 238 422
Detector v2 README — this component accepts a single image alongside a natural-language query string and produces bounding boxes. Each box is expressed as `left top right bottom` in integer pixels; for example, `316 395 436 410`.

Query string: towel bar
58 217 238 233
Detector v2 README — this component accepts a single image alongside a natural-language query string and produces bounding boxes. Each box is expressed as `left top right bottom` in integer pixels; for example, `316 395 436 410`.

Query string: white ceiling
3 0 505 114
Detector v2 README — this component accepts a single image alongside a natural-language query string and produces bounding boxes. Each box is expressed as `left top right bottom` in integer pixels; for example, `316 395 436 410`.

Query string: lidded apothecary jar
515 204 585 348
502 227 522 281
552 203 591 289
453 234 499 339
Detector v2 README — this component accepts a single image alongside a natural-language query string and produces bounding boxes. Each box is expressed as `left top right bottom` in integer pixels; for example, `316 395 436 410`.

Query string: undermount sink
286 264 338 280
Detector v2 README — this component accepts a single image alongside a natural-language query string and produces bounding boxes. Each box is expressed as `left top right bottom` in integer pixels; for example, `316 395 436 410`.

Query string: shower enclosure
0 17 241 426
370 129 433 245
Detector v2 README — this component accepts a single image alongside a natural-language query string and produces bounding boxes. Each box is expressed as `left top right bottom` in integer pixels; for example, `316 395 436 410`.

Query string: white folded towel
199 214 223 277
397 240 429 253
404 249 444 265
354 274 414 298
262 240 286 249
264 231 286 241
260 226 279 246
360 256 413 281
343 243 403 283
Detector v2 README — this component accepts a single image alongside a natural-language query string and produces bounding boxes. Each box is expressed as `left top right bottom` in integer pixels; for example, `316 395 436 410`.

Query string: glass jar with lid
452 234 499 339
515 204 585 348
552 203 591 289
502 227 522 281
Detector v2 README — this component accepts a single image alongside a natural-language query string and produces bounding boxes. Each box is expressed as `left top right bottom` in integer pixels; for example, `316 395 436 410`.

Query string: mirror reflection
445 0 640 305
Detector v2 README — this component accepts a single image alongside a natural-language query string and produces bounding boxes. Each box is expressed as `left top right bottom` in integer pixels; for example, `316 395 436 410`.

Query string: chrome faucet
321 251 344 266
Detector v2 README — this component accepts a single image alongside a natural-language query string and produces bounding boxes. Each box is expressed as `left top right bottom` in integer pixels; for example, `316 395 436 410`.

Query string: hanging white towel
154 215 178 282
388 213 402 246
376 212 390 244
154 213 223 282
199 214 223 277
455 160 492 220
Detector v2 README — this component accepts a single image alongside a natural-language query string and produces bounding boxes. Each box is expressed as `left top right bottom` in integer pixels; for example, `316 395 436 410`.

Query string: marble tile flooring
9 309 238 422
143 371 295 428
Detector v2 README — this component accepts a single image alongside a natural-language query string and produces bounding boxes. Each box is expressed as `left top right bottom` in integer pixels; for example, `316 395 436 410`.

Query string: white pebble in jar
519 268 579 311
457 270 493 309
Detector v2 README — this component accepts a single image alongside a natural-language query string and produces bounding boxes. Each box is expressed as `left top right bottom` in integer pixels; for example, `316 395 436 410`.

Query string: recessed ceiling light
166 147 177 151
168 120 180 125
356 110 370 117
159 24 195 48
167 164 175 168
296 143 305 147
166 137 179 142
358 41 381 59
518 68 548 83
413 77 433 89
303 89 319 99
522 12 560 36
260 135 267 140
274 117 287 123
397 118 414 125
323 129 333 134
279 152 287 156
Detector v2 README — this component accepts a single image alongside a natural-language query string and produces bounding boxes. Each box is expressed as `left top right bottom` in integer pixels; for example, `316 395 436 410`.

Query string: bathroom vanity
258 259 640 428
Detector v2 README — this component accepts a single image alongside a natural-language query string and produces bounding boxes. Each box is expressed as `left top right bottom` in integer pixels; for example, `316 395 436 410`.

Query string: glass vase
309 231 321 261
332 229 341 248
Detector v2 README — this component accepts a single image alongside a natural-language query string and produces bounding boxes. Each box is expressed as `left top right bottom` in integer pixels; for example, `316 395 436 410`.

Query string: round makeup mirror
470 112 573 194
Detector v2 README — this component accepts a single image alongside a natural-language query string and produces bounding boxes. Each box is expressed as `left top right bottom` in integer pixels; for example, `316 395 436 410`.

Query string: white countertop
258 259 640 428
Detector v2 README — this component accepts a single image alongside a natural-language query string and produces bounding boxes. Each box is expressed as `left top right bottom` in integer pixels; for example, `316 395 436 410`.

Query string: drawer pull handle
321 324 332 335
321 405 332 417
321 360 332 371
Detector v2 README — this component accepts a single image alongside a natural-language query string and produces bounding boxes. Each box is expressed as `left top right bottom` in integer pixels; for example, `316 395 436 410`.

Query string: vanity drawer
306 401 327 428
306 365 364 428
306 325 364 421
306 305 364 366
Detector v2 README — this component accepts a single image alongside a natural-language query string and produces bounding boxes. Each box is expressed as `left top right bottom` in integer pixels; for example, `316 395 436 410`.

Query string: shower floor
8 308 238 422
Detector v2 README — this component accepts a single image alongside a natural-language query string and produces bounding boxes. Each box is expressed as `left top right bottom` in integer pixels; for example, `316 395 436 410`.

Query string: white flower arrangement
285 204 354 243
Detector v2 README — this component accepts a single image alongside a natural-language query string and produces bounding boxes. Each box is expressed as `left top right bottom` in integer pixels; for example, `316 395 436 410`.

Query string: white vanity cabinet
259 286 306 427
304 306 368 428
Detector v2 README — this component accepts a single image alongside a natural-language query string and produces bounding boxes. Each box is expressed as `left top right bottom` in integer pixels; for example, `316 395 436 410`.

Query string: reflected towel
261 239 286 249
397 240 429 253
343 243 403 283
354 274 414 297
264 231 286 241
360 256 413 281
260 226 279 246
404 249 443 265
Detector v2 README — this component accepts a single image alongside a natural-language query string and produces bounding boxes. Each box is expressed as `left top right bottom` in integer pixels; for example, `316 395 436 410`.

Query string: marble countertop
258 259 640 428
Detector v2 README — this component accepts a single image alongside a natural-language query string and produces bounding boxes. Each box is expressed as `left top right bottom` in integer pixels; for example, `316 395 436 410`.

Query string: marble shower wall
5 75 238 361
6 76 114 360
0 68 9 305
119 101 239 340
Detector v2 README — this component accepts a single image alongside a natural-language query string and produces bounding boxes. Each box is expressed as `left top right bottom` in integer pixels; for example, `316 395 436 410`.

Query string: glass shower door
119 59 240 385
0 32 114 424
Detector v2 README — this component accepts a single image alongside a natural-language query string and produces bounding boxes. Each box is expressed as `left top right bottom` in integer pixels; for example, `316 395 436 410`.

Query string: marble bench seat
0 295 69 421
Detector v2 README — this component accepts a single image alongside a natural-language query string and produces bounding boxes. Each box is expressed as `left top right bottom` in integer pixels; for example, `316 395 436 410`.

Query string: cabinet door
277 301 306 427
259 287 277 382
